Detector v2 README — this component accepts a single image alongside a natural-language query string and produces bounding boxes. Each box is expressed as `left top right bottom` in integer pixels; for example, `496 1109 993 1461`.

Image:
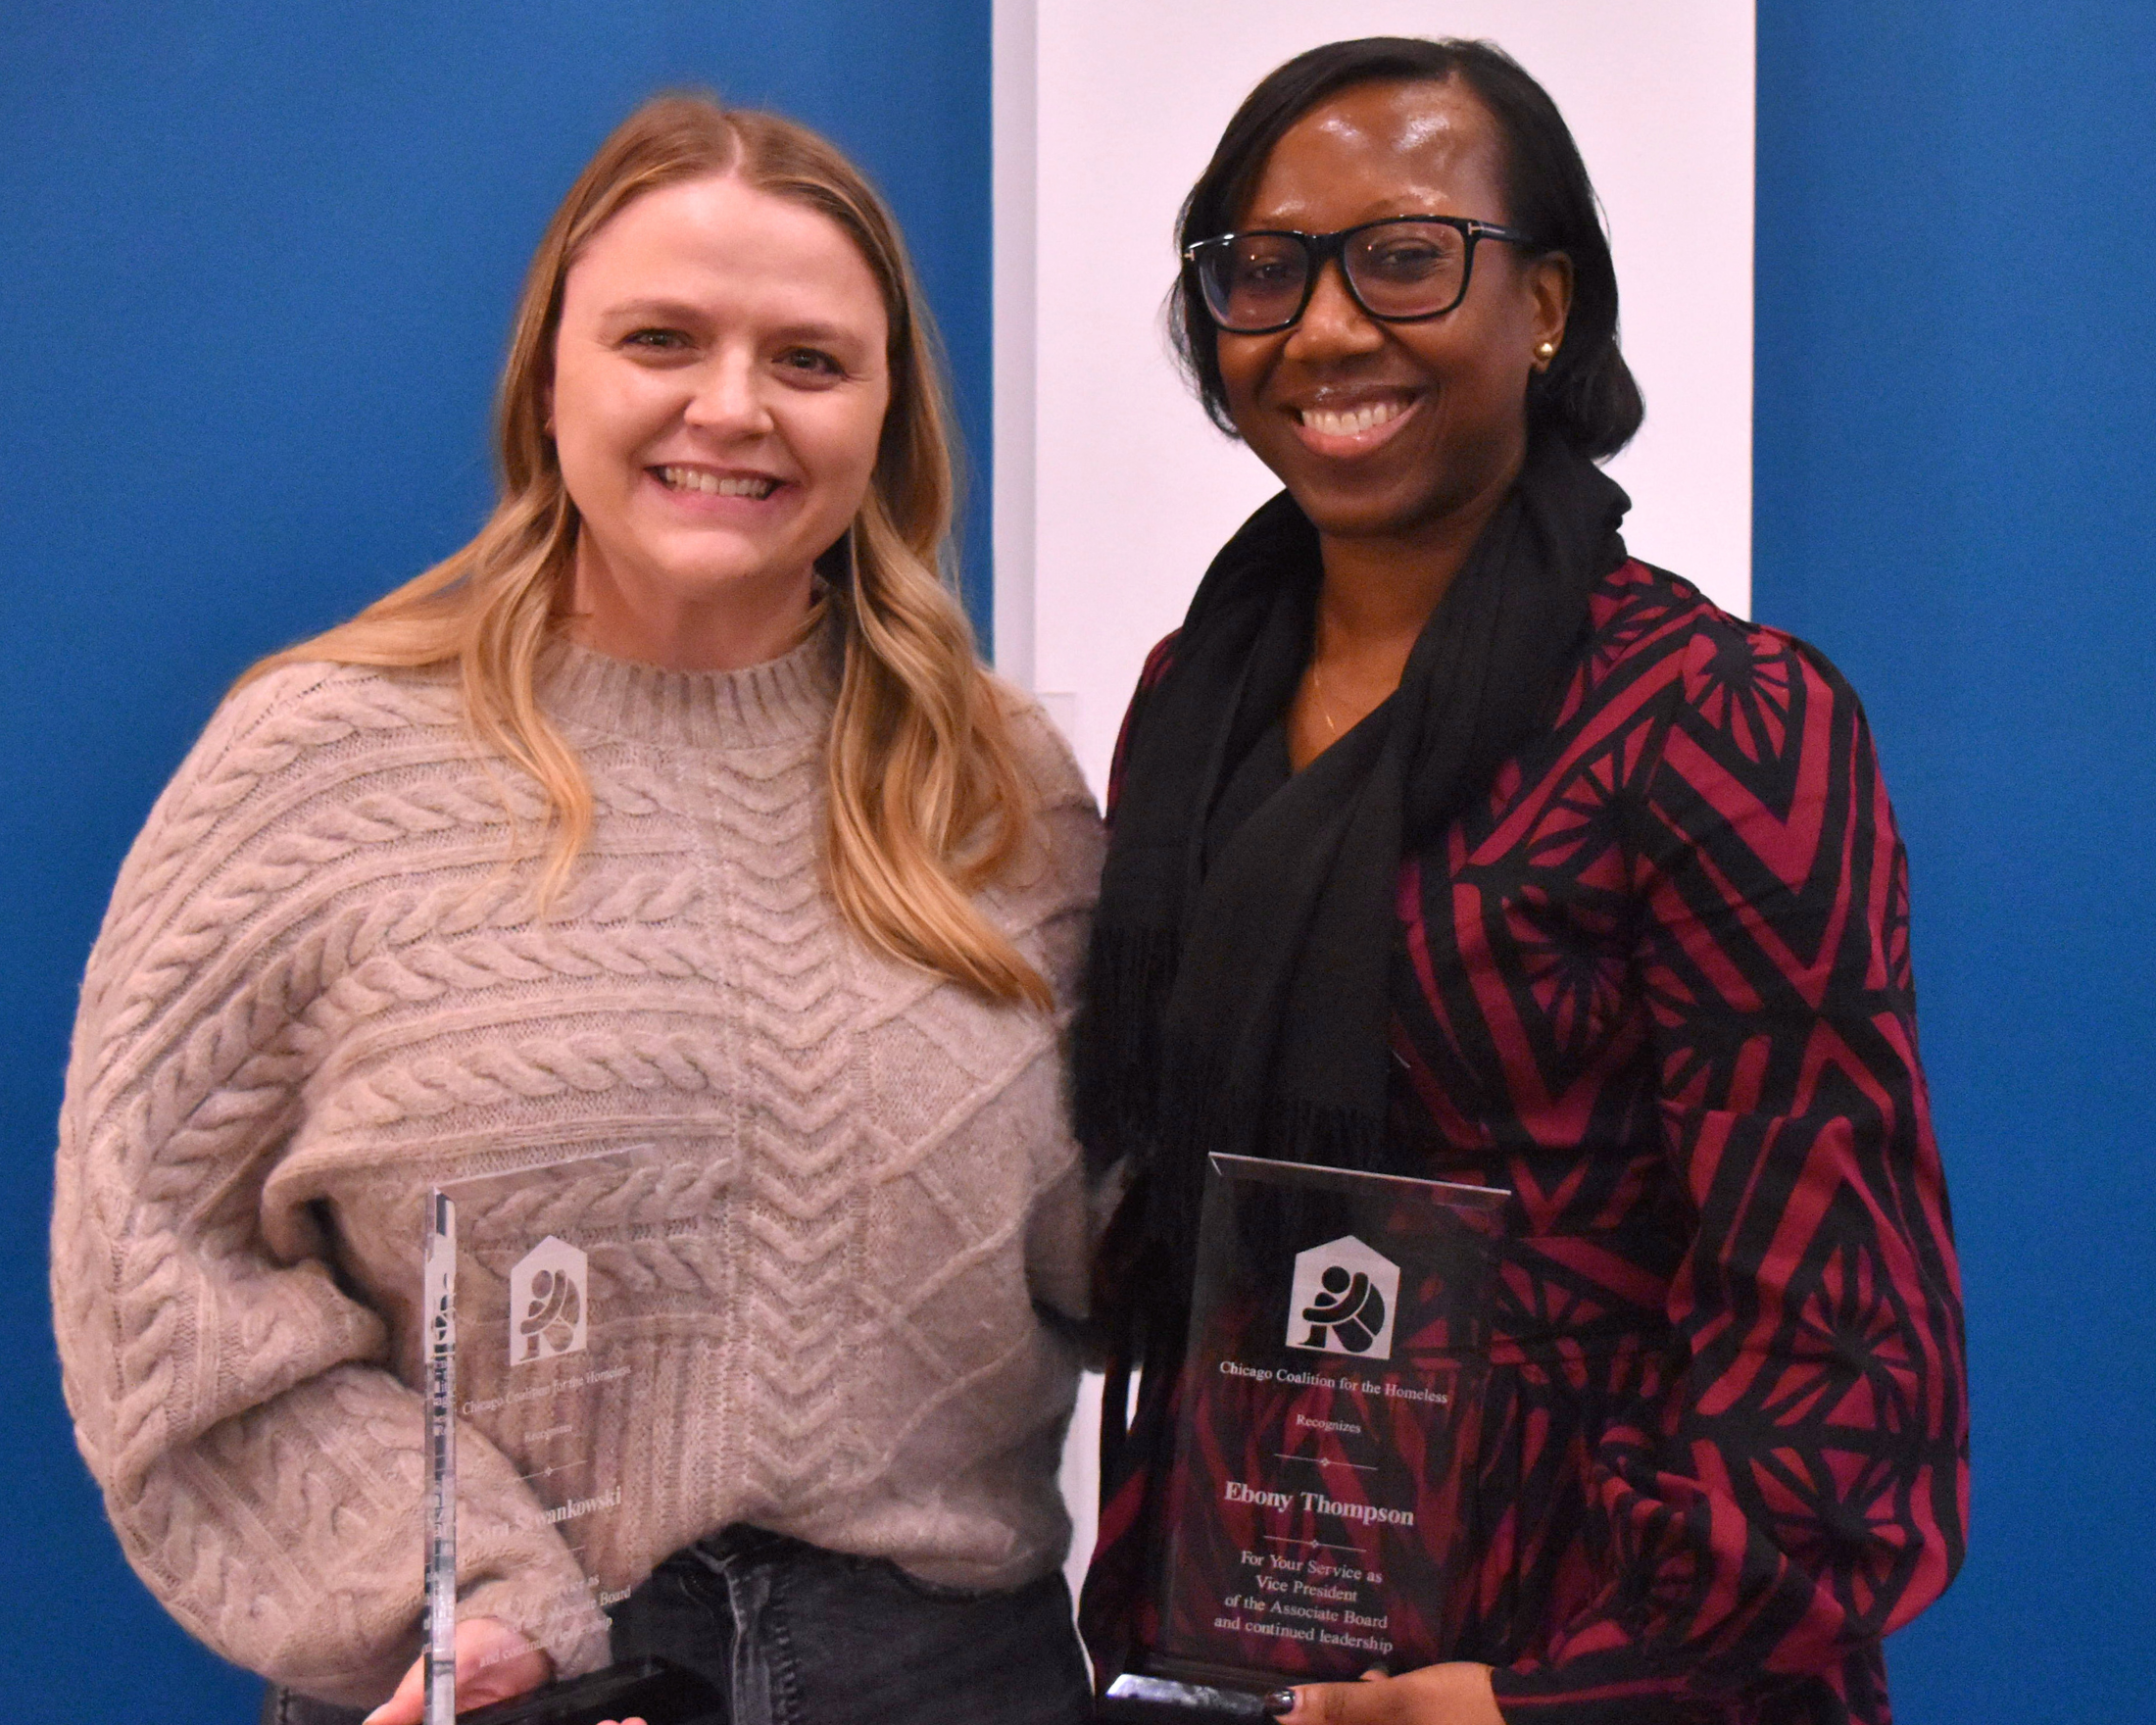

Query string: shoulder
984 677 1102 920
990 675 1098 820
1568 565 1881 847
180 658 463 801
90 661 466 976
1102 631 1184 821
1133 629 1183 694
137 658 465 861
1579 560 1867 735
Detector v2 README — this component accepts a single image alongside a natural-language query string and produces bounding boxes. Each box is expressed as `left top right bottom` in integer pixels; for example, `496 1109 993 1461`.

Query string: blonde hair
243 96 1049 1009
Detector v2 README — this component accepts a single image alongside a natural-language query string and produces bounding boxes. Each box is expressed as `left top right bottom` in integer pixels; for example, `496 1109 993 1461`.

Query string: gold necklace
1307 658 1343 737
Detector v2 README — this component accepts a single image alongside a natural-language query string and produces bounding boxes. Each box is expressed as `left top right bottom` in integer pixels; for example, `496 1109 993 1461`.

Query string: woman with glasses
1076 37 1966 1725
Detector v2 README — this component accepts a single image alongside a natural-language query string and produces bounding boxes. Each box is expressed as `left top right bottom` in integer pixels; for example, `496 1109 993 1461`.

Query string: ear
1528 252 1574 364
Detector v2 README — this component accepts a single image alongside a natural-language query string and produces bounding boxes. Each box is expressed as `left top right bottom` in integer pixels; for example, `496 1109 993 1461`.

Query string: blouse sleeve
1490 619 1969 1719
49 674 608 1708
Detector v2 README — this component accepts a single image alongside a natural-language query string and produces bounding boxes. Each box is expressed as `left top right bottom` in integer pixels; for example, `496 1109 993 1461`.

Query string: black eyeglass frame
1182 215 1542 335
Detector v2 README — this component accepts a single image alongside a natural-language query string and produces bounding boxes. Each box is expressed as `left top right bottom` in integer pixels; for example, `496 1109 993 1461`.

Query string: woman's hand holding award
390 1150 723 1725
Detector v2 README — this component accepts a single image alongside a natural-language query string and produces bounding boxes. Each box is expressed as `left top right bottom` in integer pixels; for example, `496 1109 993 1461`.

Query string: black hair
1170 36 1643 461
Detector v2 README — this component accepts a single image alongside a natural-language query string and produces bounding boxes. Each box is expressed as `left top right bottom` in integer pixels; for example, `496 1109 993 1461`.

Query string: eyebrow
597 297 705 323
599 299 868 346
1236 205 1471 231
767 321 866 346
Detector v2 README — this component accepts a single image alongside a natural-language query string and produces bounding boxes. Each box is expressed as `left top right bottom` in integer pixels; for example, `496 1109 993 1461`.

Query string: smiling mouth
1296 397 1412 436
657 466 780 499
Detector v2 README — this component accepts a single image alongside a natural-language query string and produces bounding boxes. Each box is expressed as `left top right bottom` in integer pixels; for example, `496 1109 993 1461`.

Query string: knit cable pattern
54 631 1102 1708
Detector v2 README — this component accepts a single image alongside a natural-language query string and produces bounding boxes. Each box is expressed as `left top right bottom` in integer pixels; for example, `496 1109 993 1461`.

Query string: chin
645 542 804 593
1286 489 1433 541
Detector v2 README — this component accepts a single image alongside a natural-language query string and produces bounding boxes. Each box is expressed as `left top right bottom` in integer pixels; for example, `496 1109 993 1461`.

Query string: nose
1283 259 1383 360
682 347 775 440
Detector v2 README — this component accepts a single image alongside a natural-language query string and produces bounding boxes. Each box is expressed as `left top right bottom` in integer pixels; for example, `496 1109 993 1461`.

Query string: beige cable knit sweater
51 621 1104 1707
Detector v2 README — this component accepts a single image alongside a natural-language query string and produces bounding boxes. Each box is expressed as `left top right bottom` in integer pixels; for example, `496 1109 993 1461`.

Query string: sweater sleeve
999 691 1113 1326
1490 620 1968 1721
50 670 609 1708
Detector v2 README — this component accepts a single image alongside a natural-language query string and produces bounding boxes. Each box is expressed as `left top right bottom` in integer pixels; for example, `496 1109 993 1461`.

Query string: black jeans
263 1527 1093 1725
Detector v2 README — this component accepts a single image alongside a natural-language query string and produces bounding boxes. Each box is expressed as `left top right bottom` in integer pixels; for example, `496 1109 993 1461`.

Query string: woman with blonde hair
52 96 1102 1725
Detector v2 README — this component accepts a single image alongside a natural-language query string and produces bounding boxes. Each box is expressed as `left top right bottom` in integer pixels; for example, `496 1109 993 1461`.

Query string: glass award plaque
423 1146 722 1725
1105 1154 1506 1716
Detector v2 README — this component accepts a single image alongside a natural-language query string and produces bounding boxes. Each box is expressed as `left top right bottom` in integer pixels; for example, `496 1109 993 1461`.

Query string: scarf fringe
1072 924 1181 1174
1096 1040 1393 1366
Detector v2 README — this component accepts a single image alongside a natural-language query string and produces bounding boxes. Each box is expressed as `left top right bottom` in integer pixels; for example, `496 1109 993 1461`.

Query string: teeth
660 467 777 498
1299 400 1406 435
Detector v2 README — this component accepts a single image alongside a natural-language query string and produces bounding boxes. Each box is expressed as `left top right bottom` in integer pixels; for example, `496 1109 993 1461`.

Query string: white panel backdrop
993 0 1755 1607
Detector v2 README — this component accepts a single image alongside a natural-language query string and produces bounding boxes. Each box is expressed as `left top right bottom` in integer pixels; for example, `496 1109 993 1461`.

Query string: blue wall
1755 6 2154 1721
0 4 988 1717
11 5 2151 1722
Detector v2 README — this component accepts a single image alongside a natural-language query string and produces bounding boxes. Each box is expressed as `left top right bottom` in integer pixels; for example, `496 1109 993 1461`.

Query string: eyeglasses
1183 216 1539 335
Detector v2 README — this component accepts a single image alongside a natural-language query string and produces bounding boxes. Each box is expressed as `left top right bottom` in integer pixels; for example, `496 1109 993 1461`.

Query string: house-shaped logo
1286 1235 1399 1359
509 1236 588 1368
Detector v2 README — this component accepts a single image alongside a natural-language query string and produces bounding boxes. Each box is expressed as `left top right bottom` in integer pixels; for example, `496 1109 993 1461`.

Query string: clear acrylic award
423 1146 722 1725
1103 1154 1506 1717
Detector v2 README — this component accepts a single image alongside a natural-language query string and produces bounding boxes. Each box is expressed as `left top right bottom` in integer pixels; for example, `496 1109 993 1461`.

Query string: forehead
1239 78 1510 230
562 172 887 332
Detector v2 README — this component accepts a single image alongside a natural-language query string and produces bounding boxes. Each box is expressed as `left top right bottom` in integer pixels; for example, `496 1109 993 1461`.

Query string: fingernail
1263 1691 1298 1717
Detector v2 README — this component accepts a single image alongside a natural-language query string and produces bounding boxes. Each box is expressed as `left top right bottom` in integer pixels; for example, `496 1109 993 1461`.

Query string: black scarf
1073 436 1630 1357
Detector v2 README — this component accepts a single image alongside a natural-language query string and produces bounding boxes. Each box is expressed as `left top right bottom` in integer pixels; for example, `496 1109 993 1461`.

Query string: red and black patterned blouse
1083 561 1968 1725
